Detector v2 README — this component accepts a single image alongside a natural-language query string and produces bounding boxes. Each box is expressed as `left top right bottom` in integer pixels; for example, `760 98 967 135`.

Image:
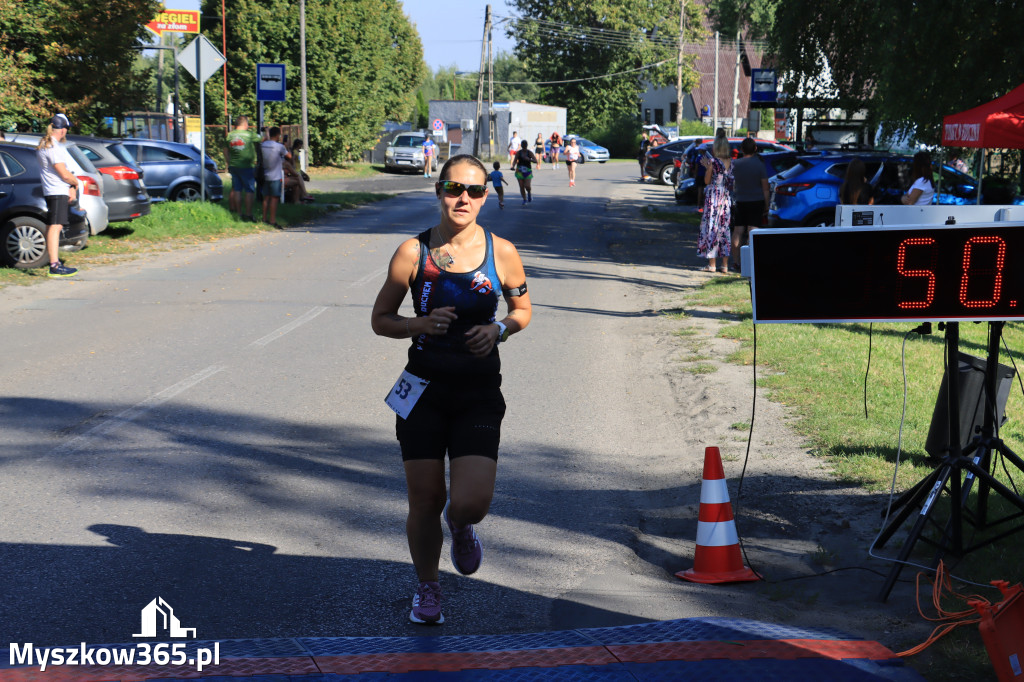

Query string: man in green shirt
225 115 262 219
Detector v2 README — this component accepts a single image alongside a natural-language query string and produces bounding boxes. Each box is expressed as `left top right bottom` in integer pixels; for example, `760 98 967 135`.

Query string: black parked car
644 138 710 186
6 132 151 222
0 143 89 269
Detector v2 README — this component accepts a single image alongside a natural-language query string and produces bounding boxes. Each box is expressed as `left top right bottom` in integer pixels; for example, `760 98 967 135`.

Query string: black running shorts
396 381 506 461
45 194 70 227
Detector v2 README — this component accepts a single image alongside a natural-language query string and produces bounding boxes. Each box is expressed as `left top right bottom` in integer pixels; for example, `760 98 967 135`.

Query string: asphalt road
0 161 708 646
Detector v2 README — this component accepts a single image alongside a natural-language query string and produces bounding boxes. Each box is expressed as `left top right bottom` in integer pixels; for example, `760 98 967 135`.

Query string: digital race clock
750 223 1024 323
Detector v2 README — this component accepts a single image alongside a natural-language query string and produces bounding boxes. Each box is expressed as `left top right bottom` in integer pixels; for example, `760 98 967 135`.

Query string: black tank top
406 228 502 386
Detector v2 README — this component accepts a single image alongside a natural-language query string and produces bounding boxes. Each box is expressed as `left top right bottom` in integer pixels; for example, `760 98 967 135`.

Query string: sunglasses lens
441 181 486 198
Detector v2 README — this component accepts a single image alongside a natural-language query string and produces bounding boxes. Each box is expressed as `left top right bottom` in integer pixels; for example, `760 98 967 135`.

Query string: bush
675 120 715 137
579 117 634 158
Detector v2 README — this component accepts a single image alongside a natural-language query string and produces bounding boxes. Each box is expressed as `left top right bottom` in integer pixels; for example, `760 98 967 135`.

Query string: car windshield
394 136 424 147
571 137 596 147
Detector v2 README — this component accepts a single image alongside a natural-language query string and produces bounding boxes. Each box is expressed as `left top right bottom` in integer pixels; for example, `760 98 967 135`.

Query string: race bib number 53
385 370 429 419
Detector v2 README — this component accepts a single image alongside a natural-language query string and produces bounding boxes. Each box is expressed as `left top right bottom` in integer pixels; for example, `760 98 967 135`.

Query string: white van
384 133 437 173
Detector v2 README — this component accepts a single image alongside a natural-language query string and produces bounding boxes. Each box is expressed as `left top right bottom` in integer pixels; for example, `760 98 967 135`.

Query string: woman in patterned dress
697 131 734 273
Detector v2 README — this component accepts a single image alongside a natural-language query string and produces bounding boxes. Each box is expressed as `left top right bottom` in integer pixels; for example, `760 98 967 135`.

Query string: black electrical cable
731 286 918 585
864 323 873 418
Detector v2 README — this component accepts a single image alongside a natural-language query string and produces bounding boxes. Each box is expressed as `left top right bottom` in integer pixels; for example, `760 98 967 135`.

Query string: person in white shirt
901 151 935 206
508 131 521 164
35 113 79 277
260 126 291 227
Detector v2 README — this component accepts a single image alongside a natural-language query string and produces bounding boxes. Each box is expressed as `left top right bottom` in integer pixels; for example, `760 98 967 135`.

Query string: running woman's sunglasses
437 180 487 198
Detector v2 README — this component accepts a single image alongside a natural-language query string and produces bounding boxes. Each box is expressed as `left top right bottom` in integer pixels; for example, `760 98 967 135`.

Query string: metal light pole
300 0 309 168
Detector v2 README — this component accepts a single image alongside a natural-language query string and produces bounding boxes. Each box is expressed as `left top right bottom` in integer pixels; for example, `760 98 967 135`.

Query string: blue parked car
768 151 983 228
120 139 223 202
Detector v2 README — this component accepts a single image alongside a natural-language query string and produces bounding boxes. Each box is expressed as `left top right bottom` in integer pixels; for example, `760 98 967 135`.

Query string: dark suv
768 152 982 228
0 143 89 269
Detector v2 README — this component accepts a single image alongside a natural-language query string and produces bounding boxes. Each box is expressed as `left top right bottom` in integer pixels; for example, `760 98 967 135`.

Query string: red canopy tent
941 83 1024 203
942 83 1024 149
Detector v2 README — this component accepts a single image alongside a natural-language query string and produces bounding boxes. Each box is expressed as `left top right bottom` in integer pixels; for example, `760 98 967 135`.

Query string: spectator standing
729 138 770 269
370 153 532 625
564 138 581 187
549 131 562 169
638 131 650 181
423 136 436 178
901 151 935 206
225 116 262 220
489 161 508 209
697 130 734 273
260 126 290 228
839 158 874 206
35 113 79 278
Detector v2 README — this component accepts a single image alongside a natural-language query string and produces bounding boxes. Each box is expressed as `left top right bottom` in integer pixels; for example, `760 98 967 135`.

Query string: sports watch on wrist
495 321 510 343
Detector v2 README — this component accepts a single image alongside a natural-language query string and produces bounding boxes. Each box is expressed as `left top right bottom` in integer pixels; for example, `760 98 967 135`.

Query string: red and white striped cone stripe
676 446 759 584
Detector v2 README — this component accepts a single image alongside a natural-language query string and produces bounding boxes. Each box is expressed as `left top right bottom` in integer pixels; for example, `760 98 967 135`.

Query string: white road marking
52 364 228 455
351 266 388 288
248 306 328 348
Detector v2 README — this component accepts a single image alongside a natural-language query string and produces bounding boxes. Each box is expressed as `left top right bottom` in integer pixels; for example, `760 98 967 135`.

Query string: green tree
507 0 705 135
202 0 424 164
708 0 1024 144
0 0 159 131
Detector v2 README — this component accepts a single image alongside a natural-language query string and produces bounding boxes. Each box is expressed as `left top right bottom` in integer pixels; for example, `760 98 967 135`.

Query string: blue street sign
256 63 286 102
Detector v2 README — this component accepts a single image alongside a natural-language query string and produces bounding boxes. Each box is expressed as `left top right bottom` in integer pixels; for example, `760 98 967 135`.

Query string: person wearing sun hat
35 113 79 277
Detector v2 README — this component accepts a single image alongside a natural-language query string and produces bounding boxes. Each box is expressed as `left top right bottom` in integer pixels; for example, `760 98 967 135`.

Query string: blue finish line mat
0 617 925 681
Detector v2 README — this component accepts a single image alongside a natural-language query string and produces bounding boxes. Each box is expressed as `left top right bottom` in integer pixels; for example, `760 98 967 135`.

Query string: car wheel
171 184 202 201
1 216 49 269
658 164 674 185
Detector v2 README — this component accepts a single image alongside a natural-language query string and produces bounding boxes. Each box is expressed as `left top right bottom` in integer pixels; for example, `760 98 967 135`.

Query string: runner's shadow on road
0 524 657 646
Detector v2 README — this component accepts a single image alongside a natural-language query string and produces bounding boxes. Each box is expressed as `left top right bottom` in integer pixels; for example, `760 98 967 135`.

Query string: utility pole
300 0 309 168
487 13 494 159
156 32 165 113
675 0 685 131
713 31 719 131
731 29 741 134
222 0 229 127
474 5 490 157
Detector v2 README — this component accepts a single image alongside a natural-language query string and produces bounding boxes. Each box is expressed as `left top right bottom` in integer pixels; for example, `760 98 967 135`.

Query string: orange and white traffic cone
676 446 759 584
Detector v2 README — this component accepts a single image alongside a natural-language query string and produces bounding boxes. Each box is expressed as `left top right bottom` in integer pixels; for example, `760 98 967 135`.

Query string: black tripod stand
875 321 1024 601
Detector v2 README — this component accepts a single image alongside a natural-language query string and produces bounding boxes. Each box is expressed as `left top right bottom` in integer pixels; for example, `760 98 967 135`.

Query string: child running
489 161 508 209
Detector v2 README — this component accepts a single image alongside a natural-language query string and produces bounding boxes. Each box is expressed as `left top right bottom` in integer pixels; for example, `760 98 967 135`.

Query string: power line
454 59 673 86
495 14 769 52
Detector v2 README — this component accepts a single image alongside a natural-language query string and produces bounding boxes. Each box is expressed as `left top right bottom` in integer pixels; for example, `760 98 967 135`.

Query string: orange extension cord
896 561 992 657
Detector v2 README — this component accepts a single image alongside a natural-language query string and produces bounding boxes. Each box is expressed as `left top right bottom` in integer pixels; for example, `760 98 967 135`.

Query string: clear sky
400 1 516 72
169 0 516 72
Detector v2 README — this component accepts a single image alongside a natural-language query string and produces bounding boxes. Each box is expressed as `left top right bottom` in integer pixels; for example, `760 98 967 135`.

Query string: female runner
371 154 532 625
